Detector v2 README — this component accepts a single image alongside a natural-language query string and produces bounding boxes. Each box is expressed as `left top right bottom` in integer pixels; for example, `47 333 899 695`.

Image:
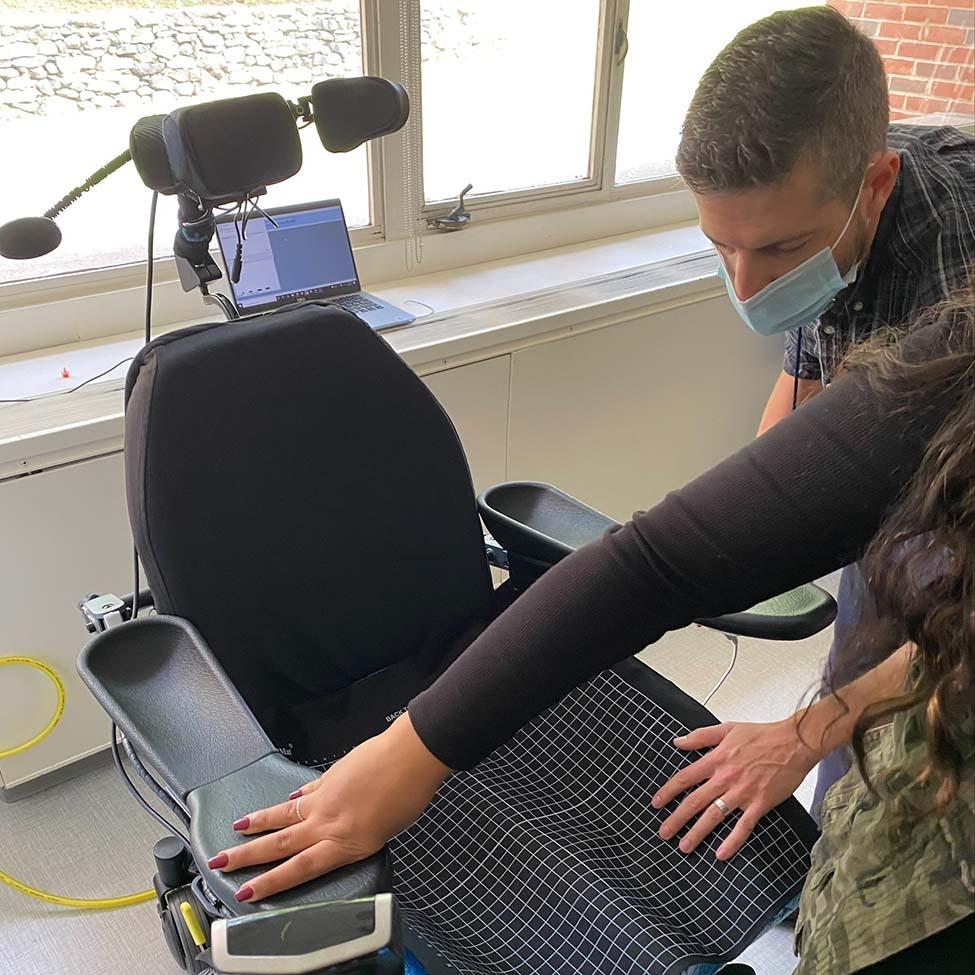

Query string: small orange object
61 367 70 379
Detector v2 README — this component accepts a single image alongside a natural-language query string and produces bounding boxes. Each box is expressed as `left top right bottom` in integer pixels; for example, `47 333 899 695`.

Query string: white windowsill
0 220 718 479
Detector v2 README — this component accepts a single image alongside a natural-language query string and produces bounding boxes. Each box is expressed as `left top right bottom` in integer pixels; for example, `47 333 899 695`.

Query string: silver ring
712 797 731 817
295 796 305 822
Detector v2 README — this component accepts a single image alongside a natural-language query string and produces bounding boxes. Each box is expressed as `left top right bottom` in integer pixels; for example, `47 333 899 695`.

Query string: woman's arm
650 643 915 860
409 321 958 771
215 320 957 899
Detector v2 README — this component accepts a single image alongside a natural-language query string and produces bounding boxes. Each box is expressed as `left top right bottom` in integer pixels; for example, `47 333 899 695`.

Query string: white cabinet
423 356 510 494
507 295 782 522
0 453 134 791
424 357 511 587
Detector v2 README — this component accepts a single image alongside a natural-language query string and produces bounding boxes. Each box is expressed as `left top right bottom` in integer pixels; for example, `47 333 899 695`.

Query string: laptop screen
215 200 360 311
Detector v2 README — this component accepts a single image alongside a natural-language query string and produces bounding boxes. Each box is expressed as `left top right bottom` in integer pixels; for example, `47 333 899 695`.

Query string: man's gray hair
676 6 889 202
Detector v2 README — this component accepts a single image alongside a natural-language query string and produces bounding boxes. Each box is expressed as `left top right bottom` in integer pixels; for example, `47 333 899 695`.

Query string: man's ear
866 150 899 217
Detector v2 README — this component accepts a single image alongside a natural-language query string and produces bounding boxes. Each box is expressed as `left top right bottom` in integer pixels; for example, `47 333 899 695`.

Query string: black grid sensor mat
390 666 811 975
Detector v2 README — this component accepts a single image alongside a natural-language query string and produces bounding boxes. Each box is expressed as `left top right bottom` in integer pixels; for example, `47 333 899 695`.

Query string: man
674 5 974 815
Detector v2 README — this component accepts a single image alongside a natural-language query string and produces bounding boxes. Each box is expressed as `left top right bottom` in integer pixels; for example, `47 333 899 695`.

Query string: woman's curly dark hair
839 277 974 815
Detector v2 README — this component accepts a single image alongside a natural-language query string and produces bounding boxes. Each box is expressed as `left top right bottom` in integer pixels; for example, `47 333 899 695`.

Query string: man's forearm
758 372 822 436
796 642 914 759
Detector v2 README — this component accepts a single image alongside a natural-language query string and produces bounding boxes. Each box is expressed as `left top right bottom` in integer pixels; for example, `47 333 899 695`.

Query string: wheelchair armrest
478 481 616 586
77 615 274 800
79 615 395 926
479 480 837 642
210 894 399 974
695 583 837 641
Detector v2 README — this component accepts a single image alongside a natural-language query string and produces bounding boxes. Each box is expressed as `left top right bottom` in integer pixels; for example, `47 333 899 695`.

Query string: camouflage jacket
795 704 975 974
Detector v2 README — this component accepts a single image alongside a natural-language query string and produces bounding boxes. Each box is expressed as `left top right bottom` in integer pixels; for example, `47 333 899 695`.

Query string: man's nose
732 256 776 302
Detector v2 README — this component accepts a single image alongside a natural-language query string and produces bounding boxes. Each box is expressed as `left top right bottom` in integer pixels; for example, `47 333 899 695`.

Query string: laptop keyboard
333 294 384 313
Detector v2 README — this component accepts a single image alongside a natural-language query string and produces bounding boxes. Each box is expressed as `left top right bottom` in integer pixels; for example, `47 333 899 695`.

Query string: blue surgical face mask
717 183 865 336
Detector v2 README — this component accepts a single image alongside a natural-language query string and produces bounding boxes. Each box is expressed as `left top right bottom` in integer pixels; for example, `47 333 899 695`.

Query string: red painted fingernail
288 789 302 800
207 853 229 870
234 885 254 903
232 817 250 831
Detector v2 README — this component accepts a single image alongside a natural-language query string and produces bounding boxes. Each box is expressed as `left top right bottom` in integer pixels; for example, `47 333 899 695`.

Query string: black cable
131 549 140 622
233 200 244 248
109 188 187 843
231 200 244 283
130 190 159 636
0 357 133 404
241 197 255 241
145 191 158 346
122 736 190 827
111 724 189 844
1 191 159 405
250 199 279 228
792 330 803 411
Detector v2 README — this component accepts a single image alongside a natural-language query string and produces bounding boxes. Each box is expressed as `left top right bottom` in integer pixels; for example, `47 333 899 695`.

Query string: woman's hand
650 716 821 861
206 712 451 903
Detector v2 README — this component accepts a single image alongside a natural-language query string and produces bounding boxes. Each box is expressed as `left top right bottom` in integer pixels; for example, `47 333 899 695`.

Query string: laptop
214 199 415 331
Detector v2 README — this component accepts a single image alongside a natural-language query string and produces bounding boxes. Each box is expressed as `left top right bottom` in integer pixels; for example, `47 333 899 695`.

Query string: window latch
614 20 629 64
427 183 473 232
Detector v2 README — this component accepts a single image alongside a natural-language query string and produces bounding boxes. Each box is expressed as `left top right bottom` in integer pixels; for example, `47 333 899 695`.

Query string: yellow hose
0 655 155 909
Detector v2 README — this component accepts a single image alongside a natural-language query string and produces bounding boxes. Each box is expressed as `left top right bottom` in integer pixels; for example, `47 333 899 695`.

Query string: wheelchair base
150 842 405 975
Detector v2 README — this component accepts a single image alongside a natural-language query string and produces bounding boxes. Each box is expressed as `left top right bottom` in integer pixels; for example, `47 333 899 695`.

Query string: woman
208 285 973 969
650 288 974 971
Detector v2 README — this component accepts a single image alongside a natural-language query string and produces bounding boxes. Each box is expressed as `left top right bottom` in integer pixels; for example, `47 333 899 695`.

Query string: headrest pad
311 77 410 153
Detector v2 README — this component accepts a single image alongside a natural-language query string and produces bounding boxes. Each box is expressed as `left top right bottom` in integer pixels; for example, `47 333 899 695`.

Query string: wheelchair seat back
124 304 494 764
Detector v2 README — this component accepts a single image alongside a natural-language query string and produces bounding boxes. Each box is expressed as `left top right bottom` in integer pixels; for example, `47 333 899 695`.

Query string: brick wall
830 1 974 120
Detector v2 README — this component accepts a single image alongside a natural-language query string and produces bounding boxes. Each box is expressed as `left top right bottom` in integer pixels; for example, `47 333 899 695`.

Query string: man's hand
205 712 450 903
650 718 820 861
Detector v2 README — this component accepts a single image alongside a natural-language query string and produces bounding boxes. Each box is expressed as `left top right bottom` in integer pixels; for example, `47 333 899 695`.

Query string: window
614 0 813 185
0 0 850 309
419 0 602 203
0 0 370 286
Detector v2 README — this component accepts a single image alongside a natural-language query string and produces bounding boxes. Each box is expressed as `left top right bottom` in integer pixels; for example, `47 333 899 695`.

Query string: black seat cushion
393 658 818 975
124 305 494 765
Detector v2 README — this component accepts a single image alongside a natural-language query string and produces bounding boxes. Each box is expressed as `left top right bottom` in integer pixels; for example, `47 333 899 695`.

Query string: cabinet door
425 357 511 587
0 453 133 790
423 356 510 495
508 296 782 522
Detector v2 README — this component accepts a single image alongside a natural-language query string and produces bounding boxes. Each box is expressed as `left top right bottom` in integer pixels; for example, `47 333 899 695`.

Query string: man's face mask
717 181 865 337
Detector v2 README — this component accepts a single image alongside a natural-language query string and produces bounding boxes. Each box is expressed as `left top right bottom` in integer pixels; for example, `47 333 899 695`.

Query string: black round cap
0 216 62 260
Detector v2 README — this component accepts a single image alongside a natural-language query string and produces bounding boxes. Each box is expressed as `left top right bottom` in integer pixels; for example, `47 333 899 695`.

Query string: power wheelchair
76 302 835 975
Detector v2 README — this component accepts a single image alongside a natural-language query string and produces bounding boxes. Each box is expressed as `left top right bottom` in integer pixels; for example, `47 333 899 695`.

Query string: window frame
0 0 383 308
0 0 693 340
408 0 686 226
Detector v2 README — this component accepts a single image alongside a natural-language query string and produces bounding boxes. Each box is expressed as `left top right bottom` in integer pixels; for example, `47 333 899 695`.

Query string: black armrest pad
189 753 392 914
696 584 837 640
480 481 838 643
478 481 617 566
77 615 275 799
